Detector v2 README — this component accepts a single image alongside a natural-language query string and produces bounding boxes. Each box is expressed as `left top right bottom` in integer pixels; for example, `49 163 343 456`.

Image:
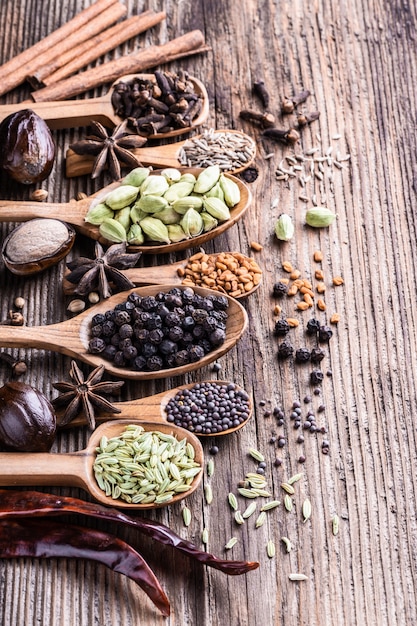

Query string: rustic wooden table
1 0 417 624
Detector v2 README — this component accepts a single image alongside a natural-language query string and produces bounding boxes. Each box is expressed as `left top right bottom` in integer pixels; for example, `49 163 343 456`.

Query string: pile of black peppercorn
87 287 229 371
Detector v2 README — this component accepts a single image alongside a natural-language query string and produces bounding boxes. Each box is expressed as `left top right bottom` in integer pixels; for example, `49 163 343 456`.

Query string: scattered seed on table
284 494 293 512
225 537 238 550
207 458 215 477
289 573 308 581
205 484 213 505
234 510 245 525
332 514 340 535
255 511 267 528
242 502 257 519
288 473 303 485
281 482 295 495
261 500 281 511
228 492 238 510
202 528 209 544
267 540 276 558
249 448 265 462
281 537 292 553
182 506 192 527
302 498 312 522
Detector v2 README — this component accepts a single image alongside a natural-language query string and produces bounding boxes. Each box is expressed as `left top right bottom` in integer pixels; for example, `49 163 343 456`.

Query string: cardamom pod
179 172 196 184
136 194 169 214
275 213 294 241
171 196 203 215
130 205 148 224
219 174 241 207
99 217 128 243
203 196 231 221
163 180 195 203
205 181 225 201
121 167 150 187
127 223 144 245
167 224 188 242
85 203 114 225
104 185 139 210
155 205 182 225
160 167 182 183
200 211 218 232
180 208 203 237
140 175 169 197
305 207 336 227
139 216 170 243
194 164 221 194
114 206 132 232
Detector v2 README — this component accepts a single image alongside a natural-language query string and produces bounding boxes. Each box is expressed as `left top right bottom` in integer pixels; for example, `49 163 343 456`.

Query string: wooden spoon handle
0 451 89 489
0 199 83 223
0 97 113 130
0 322 84 357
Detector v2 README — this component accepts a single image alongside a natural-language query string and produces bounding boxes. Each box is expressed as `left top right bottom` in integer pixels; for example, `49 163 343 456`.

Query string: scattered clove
0 352 27 376
297 111 320 127
0 311 24 326
281 90 311 114
239 109 275 128
262 127 300 145
252 80 270 108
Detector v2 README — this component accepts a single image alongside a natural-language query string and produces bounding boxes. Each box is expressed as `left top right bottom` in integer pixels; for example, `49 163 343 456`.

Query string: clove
239 109 276 128
0 311 24 326
0 352 27 376
297 111 320 127
252 80 270 109
281 90 311 114
262 127 300 145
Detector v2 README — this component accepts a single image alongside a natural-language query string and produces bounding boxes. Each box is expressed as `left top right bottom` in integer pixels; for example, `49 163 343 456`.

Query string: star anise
66 241 142 299
69 120 147 180
52 360 124 429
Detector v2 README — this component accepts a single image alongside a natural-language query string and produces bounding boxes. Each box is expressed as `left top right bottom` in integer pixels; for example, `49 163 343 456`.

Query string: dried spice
69 120 146 180
66 241 141 299
52 360 124 429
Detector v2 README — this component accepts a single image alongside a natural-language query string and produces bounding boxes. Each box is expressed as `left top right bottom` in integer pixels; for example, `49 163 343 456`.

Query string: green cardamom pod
163 180 195 203
200 211 218 232
85 202 114 225
205 181 225 201
121 167 150 187
167 224 188 242
203 196 231 221
155 205 182 224
104 185 139 210
139 216 171 243
160 167 182 183
193 165 221 194
275 213 294 241
136 194 169 213
305 207 336 227
127 223 145 245
180 208 203 237
114 206 132 232
171 196 203 215
99 217 128 243
140 175 170 197
179 173 196 184
130 205 148 224
219 174 241 207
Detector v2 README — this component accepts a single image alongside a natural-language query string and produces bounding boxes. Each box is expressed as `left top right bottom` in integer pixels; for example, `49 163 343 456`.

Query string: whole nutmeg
0 381 57 451
0 109 56 184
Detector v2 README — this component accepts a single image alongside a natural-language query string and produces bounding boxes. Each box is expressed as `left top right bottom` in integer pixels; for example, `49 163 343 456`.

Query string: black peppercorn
306 318 321 335
295 348 311 363
277 341 294 359
318 325 333 342
274 319 291 336
310 347 326 363
272 282 288 298
310 369 324 385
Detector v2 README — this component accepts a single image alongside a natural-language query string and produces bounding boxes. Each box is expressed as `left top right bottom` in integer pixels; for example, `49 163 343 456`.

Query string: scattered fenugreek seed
330 313 341 324
332 276 344 285
302 498 312 522
281 537 292 553
332 514 340 535
289 573 308 581
267 540 276 558
225 537 238 550
228 492 238 510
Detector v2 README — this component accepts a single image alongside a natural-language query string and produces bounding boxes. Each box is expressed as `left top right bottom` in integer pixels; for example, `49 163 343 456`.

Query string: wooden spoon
66 129 257 178
0 168 251 254
59 380 253 435
0 286 248 380
62 251 263 300
0 74 209 134
0 419 204 510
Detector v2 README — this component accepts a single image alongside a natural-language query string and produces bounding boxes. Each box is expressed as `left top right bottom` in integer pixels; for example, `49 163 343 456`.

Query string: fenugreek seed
297 301 310 311
281 537 292 553
313 250 323 262
302 498 312 522
287 284 299 296
255 511 267 528
330 313 341 324
332 276 344 286
284 494 293 512
267 540 276 558
182 506 192 527
202 528 209 544
315 269 324 280
274 304 282 316
242 502 257 519
234 510 245 525
282 261 293 273
332 514 340 535
249 448 265 462
207 458 214 477
225 537 238 550
286 318 299 327
228 492 238 510
317 298 326 311
287 473 304 485
303 293 314 306
238 487 258 499
261 500 281 511
316 282 326 293
289 573 308 581
205 484 213 505
250 241 263 251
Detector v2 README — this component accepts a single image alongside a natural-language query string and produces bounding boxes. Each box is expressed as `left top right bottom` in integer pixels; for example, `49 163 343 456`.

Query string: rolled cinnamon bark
32 30 207 103
36 11 167 87
0 0 122 97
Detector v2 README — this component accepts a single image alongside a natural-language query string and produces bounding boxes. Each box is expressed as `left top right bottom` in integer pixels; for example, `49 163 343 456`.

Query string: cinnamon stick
0 0 121 97
32 30 207 103
37 11 167 87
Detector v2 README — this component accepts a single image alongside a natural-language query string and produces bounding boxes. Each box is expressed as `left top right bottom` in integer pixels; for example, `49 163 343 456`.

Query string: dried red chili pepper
0 489 259 575
0 517 170 617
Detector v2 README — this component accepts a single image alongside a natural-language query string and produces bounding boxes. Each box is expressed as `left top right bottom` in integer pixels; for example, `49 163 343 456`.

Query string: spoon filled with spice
0 286 248 380
0 419 204 510
0 166 252 254
0 73 209 134
63 249 263 300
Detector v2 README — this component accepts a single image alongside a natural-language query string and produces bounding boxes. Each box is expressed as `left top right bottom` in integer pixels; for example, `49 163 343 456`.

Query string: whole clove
297 111 320 127
0 311 24 326
239 109 275 128
0 351 27 376
262 127 300 145
281 90 311 114
252 80 270 108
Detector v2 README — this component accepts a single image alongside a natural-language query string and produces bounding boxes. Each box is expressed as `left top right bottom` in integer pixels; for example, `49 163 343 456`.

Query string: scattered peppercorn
304 395 311 403
274 319 291 336
296 435 304 444
318 404 325 413
295 348 311 363
310 347 326 363
310 370 324 385
272 282 288 298
318 325 333 343
298 455 306 463
274 458 283 467
306 318 321 335
209 445 219 455
277 341 294 359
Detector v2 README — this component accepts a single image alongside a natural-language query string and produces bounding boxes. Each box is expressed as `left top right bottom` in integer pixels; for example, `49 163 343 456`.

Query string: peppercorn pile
88 287 229 371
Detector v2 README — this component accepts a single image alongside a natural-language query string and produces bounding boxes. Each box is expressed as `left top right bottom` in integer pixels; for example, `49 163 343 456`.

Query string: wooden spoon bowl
0 419 204 510
0 168 252 254
0 286 248 380
59 380 253 436
0 74 209 134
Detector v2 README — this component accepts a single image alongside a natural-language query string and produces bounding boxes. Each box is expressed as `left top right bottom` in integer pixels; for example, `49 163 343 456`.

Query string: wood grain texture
0 0 417 624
